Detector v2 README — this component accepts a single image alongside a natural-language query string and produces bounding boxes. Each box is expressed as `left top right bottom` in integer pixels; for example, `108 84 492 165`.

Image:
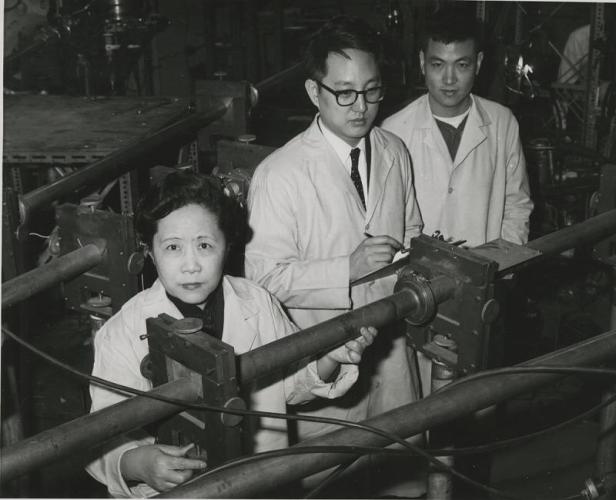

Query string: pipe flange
394 268 437 325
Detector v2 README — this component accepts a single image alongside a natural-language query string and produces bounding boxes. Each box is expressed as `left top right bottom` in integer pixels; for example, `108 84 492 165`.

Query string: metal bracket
146 314 245 466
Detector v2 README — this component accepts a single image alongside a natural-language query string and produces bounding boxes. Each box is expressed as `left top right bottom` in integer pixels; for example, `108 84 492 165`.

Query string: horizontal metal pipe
239 289 420 381
161 329 616 498
0 376 202 483
253 62 303 93
19 104 228 222
2 244 105 309
0 288 424 481
526 208 616 257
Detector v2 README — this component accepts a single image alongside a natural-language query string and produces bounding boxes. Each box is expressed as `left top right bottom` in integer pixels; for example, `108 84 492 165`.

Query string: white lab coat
382 94 533 247
245 116 423 439
86 276 358 498
558 25 590 84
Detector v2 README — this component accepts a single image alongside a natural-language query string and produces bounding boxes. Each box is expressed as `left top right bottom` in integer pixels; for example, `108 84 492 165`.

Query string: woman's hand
317 326 377 381
327 326 377 363
120 443 207 492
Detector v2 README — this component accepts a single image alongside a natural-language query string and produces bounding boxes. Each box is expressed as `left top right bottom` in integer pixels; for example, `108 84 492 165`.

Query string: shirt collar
318 115 366 165
432 95 474 127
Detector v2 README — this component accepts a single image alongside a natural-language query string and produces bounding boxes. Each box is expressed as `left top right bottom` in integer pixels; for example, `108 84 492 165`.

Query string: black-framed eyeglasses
315 80 385 106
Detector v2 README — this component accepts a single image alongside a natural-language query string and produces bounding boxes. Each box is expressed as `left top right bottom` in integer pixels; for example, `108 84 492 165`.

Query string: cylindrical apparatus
86 294 112 346
160 329 616 499
526 138 558 188
19 106 228 223
1 244 106 309
427 335 458 500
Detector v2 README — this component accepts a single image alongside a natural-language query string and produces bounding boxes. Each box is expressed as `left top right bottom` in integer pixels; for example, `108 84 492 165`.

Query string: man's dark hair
135 170 249 250
420 8 484 53
303 15 383 81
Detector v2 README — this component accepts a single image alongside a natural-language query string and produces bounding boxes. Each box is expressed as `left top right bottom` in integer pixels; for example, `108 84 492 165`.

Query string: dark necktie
350 147 365 209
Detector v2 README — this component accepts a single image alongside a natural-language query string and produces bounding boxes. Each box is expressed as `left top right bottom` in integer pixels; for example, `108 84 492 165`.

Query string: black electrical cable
1 325 605 500
188 445 587 500
428 393 616 457
437 366 616 395
302 390 616 498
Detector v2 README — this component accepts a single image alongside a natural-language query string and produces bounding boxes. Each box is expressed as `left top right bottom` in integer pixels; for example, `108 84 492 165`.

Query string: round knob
87 295 112 308
220 397 246 427
237 134 256 144
140 355 153 380
173 317 203 335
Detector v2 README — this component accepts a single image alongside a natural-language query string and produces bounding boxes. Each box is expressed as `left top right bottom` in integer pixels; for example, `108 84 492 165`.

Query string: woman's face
150 203 227 307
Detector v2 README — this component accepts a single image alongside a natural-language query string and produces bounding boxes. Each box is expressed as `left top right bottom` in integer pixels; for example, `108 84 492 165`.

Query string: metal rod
253 62 303 93
1 244 105 309
0 376 202 483
0 283 439 481
19 104 228 223
526 208 616 256
160 329 616 498
596 383 616 500
238 289 422 381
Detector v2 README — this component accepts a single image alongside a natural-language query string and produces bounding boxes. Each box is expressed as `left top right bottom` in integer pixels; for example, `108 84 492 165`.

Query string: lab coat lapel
366 130 394 223
222 277 260 354
141 280 183 320
418 97 453 168
303 117 366 213
453 96 489 170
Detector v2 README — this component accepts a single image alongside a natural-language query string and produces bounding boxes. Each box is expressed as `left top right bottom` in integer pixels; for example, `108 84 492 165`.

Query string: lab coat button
448 187 454 194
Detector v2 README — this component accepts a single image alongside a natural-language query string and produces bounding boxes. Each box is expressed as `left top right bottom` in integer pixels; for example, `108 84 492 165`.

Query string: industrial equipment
2 210 616 499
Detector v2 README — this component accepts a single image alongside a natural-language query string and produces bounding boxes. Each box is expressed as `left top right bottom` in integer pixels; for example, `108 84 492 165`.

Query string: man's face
305 48 381 146
420 38 483 117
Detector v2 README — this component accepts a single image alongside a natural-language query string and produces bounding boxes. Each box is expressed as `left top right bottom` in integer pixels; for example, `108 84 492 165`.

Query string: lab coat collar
453 95 489 169
141 277 260 324
302 115 394 222
303 116 367 212
416 94 489 170
366 128 395 222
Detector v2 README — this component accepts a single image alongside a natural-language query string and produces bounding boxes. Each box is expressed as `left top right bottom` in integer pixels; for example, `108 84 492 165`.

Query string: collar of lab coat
140 276 260 331
417 94 490 170
302 115 395 222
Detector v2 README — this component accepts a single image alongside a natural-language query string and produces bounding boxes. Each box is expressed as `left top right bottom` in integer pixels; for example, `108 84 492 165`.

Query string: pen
364 232 410 253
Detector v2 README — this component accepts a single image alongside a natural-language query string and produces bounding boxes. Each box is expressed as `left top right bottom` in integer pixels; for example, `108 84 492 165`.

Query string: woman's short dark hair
135 170 249 250
303 15 383 81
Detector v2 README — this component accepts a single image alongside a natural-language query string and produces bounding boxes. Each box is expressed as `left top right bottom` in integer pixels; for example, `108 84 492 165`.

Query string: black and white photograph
2 1 616 498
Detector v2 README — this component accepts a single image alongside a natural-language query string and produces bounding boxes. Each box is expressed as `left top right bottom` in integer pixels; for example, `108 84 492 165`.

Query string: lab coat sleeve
401 147 424 247
246 164 352 310
501 116 533 245
85 312 158 498
264 292 359 404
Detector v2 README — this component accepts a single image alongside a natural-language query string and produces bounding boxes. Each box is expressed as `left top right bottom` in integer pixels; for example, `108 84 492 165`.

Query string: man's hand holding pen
349 233 403 282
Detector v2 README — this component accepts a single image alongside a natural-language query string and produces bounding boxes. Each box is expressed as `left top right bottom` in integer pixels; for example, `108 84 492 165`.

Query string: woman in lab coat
86 171 376 498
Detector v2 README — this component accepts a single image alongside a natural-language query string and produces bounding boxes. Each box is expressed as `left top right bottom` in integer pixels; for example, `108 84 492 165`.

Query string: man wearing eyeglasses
245 15 424 497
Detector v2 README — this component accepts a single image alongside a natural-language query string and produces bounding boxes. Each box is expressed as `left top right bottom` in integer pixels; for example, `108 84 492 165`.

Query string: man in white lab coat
246 15 425 497
382 8 533 248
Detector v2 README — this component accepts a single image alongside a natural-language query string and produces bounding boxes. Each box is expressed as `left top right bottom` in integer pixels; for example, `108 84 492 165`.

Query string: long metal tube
526 208 616 256
1 244 105 309
0 376 202 483
239 289 421 381
19 104 228 222
253 62 303 93
160 329 616 499
0 283 437 481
